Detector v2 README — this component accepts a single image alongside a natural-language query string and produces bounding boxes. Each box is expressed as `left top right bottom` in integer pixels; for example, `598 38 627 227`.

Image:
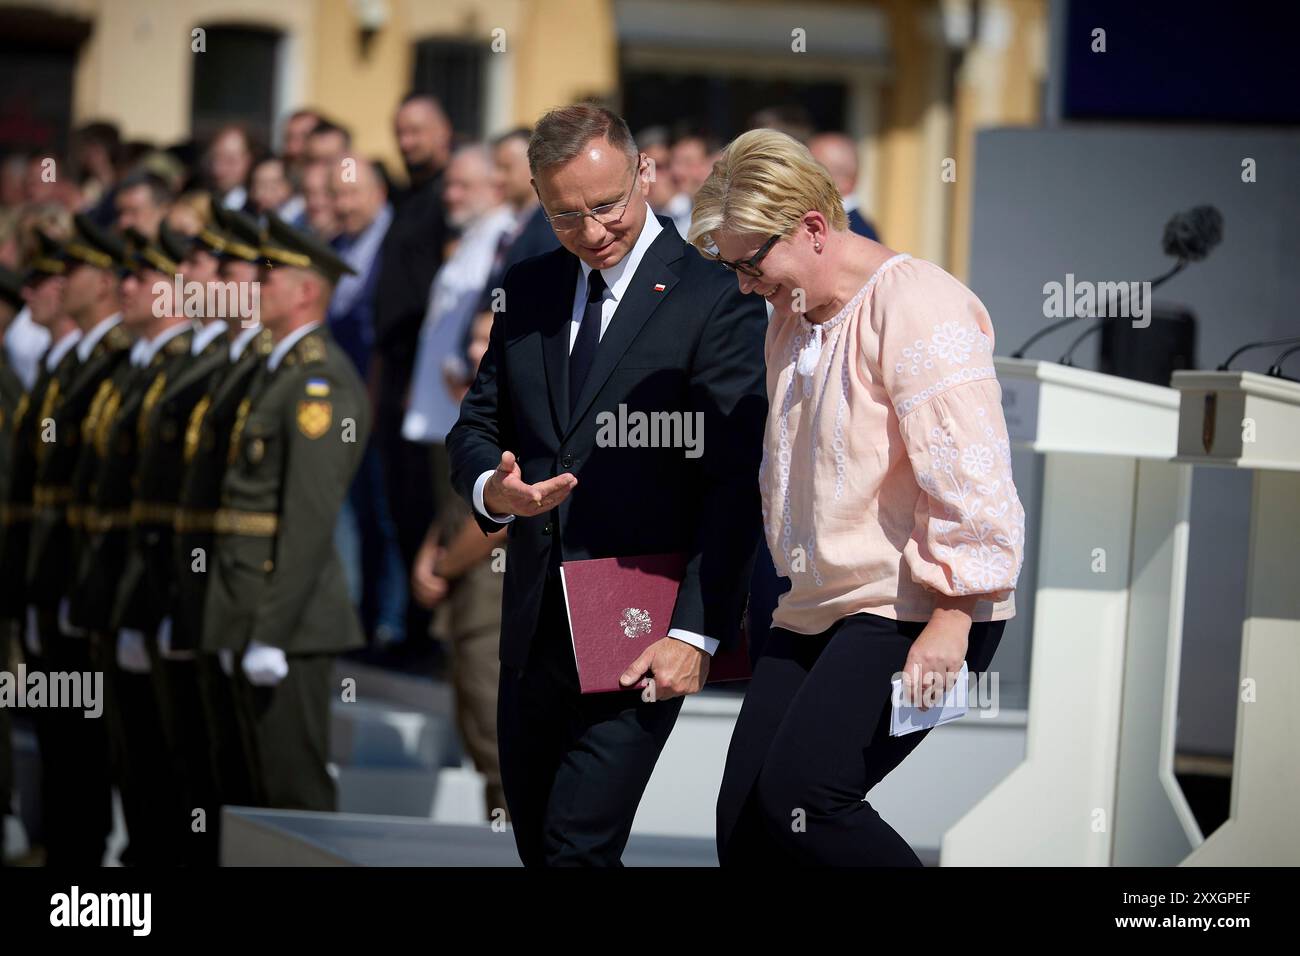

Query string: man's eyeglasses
703 234 781 278
542 155 643 233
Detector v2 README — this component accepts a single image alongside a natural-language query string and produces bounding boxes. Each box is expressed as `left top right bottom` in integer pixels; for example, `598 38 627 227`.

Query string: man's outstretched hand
483 450 578 517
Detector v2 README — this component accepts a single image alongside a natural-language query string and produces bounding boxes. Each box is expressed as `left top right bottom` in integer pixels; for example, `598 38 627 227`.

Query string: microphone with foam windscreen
1010 205 1224 360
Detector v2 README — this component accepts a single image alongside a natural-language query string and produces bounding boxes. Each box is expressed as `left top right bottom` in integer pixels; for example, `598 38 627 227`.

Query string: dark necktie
569 269 607 413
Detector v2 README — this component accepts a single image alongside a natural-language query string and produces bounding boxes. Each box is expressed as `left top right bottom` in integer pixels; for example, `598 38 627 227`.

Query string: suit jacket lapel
564 226 684 439
541 253 581 439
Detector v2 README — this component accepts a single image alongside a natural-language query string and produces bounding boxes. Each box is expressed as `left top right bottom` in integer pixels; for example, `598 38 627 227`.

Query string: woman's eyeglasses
542 156 644 233
705 234 781 278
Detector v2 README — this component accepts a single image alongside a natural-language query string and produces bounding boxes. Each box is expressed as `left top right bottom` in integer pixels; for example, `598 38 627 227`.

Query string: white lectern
1172 370 1300 866
943 359 1199 865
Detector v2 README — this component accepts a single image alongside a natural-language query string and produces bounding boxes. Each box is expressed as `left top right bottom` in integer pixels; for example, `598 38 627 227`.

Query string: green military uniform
0 327 79 865
73 227 196 867
0 264 25 861
112 219 243 866
174 205 270 841
204 214 369 811
25 215 131 866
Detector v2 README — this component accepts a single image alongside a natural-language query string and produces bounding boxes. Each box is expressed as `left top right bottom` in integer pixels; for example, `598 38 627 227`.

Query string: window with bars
412 38 488 141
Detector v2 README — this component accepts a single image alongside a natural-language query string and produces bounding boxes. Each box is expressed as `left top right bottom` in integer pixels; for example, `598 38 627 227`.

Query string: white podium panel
944 360 1196 865
1173 370 1300 471
1173 372 1300 865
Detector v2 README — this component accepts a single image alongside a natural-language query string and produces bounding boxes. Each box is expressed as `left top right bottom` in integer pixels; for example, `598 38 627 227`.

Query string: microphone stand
1010 258 1187 359
1218 335 1300 371
1266 343 1300 380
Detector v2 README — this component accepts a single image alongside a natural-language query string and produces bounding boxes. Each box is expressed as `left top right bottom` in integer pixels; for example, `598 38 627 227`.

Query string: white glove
218 648 235 676
23 606 41 657
242 641 288 686
117 629 152 673
157 617 194 661
58 597 85 638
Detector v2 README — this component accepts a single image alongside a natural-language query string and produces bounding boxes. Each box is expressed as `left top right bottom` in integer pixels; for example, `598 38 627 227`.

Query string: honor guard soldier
3 239 78 640
119 218 237 865
0 266 26 561
0 238 81 866
25 213 130 866
212 202 265 287
203 213 369 811
176 203 268 822
0 264 24 861
74 226 194 866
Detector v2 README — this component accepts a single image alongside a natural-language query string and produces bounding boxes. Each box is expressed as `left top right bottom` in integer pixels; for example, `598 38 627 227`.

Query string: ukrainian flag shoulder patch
305 377 331 397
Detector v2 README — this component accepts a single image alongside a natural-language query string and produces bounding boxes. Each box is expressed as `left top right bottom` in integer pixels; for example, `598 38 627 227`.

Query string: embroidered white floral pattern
770 254 911 583
911 404 1024 595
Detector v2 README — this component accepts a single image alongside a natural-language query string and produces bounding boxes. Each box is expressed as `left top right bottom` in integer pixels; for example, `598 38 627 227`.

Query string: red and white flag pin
653 283 666 292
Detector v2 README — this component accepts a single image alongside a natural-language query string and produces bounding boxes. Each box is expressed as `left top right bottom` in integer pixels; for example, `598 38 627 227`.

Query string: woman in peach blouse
689 129 1027 866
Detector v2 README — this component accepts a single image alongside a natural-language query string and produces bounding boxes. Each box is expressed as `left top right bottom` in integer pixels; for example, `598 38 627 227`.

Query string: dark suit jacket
373 171 447 411
476 204 562 312
847 206 880 242
446 216 769 669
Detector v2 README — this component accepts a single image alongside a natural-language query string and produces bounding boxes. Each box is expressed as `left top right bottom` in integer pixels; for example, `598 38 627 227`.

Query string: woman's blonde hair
687 128 847 254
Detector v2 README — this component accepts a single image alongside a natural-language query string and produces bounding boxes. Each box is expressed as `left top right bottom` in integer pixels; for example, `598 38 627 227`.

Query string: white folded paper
890 661 969 737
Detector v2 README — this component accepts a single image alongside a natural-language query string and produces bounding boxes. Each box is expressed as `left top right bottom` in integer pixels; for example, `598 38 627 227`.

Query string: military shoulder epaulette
201 330 229 357
289 332 327 367
106 324 133 350
164 332 192 357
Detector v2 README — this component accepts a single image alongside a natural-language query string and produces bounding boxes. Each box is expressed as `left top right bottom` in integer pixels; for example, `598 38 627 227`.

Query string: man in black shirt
372 92 453 645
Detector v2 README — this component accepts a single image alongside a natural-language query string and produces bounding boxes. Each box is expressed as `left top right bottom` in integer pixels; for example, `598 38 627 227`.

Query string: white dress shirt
664 192 692 239
43 328 81 371
472 205 719 656
403 205 515 444
191 319 228 356
230 321 263 361
132 320 191 368
3 306 51 389
76 312 123 362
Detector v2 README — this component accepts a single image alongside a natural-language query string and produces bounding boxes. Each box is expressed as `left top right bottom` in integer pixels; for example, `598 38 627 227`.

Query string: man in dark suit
446 105 768 866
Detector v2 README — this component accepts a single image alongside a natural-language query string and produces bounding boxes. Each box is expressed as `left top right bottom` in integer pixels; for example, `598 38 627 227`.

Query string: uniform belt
130 501 176 526
82 508 132 532
33 485 73 508
173 508 214 533
213 509 279 537
0 503 33 524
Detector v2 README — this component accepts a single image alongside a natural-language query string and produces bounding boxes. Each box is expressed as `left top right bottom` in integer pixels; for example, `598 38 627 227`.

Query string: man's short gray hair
527 104 638 176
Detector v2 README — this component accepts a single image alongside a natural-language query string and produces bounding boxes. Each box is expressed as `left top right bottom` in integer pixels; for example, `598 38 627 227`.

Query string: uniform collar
577 203 662 304
230 322 263 361
133 319 190 367
45 329 82 371
76 312 122 361
267 320 321 371
192 319 228 355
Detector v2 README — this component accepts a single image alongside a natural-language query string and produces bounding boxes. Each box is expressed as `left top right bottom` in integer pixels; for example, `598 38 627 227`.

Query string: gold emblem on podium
1202 392 1217 454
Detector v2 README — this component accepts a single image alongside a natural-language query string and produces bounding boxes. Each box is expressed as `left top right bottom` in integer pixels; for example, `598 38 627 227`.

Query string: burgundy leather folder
559 552 753 694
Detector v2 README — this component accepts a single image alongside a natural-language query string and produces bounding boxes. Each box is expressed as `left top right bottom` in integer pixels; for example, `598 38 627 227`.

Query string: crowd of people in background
0 91 880 862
